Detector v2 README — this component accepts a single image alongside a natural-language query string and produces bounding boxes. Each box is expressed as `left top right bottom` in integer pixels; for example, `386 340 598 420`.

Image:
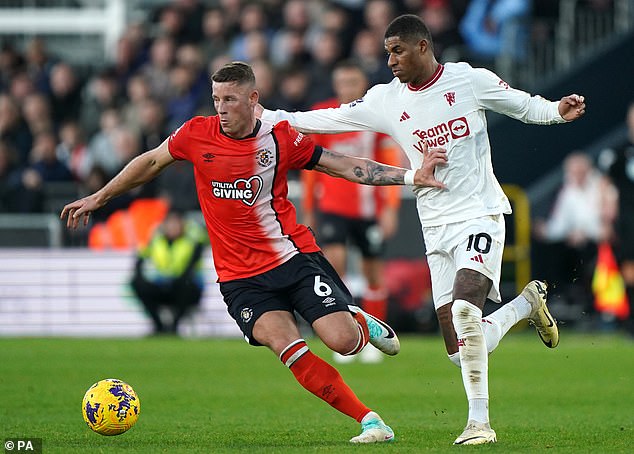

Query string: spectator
270 28 310 67
229 2 273 62
141 36 176 102
27 130 73 183
131 210 207 335
0 93 32 166
80 69 122 138
174 0 205 44
534 152 617 313
419 0 463 62
201 8 230 62
275 65 312 112
0 43 26 91
251 59 278 108
301 61 403 363
22 93 54 137
175 43 208 109
459 0 530 67
121 74 153 135
153 5 187 45
19 130 73 212
48 62 82 126
0 140 22 212
242 31 271 63
9 71 36 104
307 30 342 101
24 38 56 94
363 0 398 40
601 102 634 335
56 120 89 181
83 108 122 178
350 29 394 85
137 97 168 151
166 65 199 132
113 34 143 90
269 0 313 66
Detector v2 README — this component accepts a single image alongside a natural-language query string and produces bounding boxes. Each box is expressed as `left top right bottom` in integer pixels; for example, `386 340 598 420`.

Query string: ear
249 89 259 106
419 39 429 54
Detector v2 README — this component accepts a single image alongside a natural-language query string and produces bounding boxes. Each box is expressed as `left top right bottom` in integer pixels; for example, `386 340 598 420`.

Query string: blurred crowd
0 0 617 215
2 0 584 215
0 0 630 330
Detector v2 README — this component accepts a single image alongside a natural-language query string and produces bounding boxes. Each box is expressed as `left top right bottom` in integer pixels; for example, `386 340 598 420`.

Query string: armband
404 169 416 185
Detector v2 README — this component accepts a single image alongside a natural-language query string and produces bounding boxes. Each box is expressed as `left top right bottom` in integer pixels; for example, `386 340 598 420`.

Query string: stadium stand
1 0 633 336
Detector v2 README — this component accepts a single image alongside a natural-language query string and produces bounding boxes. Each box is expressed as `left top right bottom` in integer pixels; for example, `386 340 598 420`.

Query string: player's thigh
312 310 359 353
320 243 347 277
288 253 355 333
425 250 457 310
350 218 385 259
453 215 505 304
316 212 349 246
220 280 293 347
252 310 302 356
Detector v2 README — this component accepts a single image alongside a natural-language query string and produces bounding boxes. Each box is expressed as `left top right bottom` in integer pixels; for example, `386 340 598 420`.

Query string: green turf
1 332 633 453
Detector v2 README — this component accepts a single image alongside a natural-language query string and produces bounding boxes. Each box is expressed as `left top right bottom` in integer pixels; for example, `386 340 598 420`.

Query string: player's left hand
60 194 103 229
414 142 447 189
559 94 586 121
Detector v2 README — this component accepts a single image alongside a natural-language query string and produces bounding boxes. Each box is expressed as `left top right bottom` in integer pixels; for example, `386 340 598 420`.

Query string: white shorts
423 215 505 310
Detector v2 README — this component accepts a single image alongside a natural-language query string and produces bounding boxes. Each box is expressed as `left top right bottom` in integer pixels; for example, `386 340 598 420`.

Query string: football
81 378 140 436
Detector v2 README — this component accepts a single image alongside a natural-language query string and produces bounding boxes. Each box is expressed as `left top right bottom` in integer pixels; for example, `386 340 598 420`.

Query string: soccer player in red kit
61 61 447 443
302 61 403 364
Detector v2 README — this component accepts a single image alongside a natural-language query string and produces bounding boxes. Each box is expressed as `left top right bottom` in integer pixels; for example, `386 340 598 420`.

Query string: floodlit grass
1 332 632 453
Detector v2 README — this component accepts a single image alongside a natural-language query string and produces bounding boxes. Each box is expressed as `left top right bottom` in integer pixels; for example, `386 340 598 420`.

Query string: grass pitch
1 332 632 453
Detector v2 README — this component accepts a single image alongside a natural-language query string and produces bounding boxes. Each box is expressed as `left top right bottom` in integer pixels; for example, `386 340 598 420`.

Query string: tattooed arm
314 144 447 189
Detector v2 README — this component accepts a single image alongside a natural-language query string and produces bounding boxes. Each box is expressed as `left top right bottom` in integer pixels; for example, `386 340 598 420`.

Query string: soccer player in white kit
261 14 587 445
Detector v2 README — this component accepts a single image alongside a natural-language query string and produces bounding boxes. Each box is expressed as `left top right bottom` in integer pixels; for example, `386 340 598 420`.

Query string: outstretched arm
60 139 175 229
314 142 447 189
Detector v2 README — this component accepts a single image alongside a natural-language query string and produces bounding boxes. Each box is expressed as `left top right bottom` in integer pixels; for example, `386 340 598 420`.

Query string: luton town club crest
256 148 273 167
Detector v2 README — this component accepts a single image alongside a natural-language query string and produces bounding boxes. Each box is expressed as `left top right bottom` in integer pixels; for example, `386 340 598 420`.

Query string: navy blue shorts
316 212 385 258
219 252 353 346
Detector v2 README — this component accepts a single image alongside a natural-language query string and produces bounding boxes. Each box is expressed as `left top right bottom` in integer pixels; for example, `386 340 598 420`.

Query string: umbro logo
470 254 484 263
202 153 215 162
399 111 410 122
322 297 336 307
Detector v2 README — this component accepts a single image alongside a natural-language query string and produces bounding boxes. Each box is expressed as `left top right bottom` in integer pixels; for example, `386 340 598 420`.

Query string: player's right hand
60 195 102 229
414 142 448 189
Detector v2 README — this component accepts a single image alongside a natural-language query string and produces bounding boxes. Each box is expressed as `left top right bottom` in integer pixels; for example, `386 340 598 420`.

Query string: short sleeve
167 120 193 161
275 121 322 170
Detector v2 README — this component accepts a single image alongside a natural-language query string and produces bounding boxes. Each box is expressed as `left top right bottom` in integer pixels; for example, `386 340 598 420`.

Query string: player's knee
451 299 480 321
327 330 360 355
451 299 482 337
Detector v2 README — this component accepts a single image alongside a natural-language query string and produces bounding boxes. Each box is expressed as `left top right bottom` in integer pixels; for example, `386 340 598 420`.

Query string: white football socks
452 299 489 424
448 294 533 367
482 294 532 352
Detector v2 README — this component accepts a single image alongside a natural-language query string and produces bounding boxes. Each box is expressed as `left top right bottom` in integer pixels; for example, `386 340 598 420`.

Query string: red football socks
280 339 370 422
362 285 388 321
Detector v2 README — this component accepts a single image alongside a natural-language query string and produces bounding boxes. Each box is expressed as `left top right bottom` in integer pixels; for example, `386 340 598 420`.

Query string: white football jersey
263 62 566 227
